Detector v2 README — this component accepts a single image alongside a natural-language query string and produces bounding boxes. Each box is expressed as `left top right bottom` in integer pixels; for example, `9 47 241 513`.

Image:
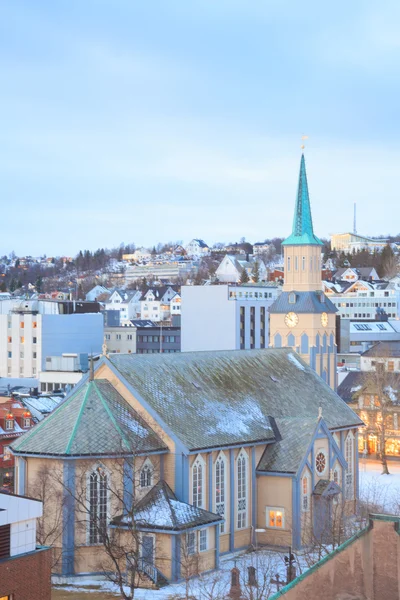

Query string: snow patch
287 353 306 371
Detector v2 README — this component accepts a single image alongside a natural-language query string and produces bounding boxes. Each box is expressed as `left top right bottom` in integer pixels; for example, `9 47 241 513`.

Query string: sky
1 1 400 256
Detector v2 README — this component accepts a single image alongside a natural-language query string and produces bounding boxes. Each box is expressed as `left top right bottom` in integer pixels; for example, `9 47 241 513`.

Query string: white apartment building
181 284 279 352
185 239 210 258
140 287 178 322
324 280 400 320
0 301 103 378
215 254 267 283
0 490 42 557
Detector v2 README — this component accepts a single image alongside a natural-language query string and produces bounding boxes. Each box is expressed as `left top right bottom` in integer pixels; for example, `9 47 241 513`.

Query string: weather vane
301 134 308 150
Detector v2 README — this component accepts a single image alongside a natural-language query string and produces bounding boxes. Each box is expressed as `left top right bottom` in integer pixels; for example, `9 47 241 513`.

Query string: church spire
282 154 323 247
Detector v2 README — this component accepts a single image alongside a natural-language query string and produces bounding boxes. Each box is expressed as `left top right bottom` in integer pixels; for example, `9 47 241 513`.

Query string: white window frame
23 417 31 428
301 472 310 512
186 530 196 555
5 419 14 431
236 449 248 530
139 458 154 489
86 463 110 545
266 506 285 529
345 432 354 500
199 528 208 552
214 452 227 533
191 455 205 509
315 447 328 477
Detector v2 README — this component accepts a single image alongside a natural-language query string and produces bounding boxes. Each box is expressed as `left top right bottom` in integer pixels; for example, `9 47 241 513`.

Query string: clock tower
269 153 337 390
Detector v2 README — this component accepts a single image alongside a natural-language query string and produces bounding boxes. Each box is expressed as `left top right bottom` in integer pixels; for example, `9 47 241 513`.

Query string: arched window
140 460 153 489
237 450 248 530
274 333 282 348
215 453 227 533
287 333 295 347
302 256 306 271
192 456 204 508
287 256 291 272
301 473 310 512
345 433 354 500
88 466 108 544
301 333 309 354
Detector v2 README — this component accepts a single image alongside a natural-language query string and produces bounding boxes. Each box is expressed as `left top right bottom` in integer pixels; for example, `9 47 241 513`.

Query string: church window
287 257 291 272
345 432 354 500
186 531 196 555
199 528 208 552
301 333 309 354
267 507 284 529
295 256 298 271
315 449 327 475
274 333 282 348
333 467 340 486
88 466 108 544
310 257 313 271
289 292 296 304
302 256 306 270
287 333 295 347
215 453 226 533
192 456 205 508
140 460 153 489
301 474 310 511
236 450 248 529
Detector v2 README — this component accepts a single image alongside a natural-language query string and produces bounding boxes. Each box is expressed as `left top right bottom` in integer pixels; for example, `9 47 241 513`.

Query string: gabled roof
107 348 362 452
112 481 221 531
11 380 167 457
282 154 323 247
361 341 400 358
269 291 337 314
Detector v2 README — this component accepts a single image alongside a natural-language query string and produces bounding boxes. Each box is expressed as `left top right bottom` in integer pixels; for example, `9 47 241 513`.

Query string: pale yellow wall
257 475 293 546
283 245 322 292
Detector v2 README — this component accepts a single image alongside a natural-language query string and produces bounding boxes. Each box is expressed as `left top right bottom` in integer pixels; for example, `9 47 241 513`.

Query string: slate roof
11 380 167 457
313 480 340 496
282 154 323 247
337 371 400 404
269 291 337 314
362 341 400 358
112 481 222 531
257 417 318 474
108 348 362 452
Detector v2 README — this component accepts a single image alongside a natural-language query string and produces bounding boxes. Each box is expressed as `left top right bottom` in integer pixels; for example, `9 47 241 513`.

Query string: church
10 154 362 586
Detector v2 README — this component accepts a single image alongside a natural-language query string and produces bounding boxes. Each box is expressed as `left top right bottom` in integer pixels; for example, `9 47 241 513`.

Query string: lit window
345 433 354 500
267 507 285 529
32 321 37 328
20 337 24 344
20 322 24 328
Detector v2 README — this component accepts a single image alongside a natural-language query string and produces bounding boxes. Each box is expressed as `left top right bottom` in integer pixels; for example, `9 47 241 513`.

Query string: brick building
0 398 34 489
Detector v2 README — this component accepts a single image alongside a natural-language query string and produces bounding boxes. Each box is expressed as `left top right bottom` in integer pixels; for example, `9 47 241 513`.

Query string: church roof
107 349 362 451
269 291 337 314
112 481 222 531
282 154 323 247
11 379 167 457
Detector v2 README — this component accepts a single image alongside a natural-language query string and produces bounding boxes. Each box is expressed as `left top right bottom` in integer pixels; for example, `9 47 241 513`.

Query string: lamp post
254 528 266 599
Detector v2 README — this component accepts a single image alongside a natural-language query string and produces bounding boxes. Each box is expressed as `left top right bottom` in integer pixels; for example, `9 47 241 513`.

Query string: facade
0 491 51 600
269 514 400 600
140 286 178 322
125 261 194 285
253 242 275 256
323 279 400 320
39 353 89 392
0 300 103 378
0 398 34 489
181 284 279 352
338 319 400 354
104 320 181 354
330 232 388 254
269 154 337 390
11 349 361 585
185 239 210 258
331 266 379 282
104 289 142 323
215 255 267 283
338 341 400 458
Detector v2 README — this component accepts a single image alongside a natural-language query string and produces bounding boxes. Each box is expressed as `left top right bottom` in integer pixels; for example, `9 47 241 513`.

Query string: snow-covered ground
359 457 400 513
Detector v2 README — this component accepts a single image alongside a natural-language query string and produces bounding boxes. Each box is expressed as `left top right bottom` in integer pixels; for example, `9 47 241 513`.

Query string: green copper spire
282 154 323 246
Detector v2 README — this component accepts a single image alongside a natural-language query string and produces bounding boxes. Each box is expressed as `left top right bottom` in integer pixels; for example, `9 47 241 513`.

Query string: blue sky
1 1 400 256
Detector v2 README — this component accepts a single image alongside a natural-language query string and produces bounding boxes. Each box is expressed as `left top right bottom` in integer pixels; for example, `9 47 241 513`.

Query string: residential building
215 254 267 283
85 285 110 301
136 323 181 353
104 288 142 323
0 491 51 600
125 261 193 285
330 232 388 254
338 319 400 354
104 323 139 354
269 153 337 390
140 286 178 322
39 352 89 392
11 349 361 583
123 247 152 262
185 239 210 258
0 398 34 488
331 266 379 282
324 279 400 320
181 284 279 352
338 341 400 458
268 514 400 600
0 300 103 378
253 242 275 256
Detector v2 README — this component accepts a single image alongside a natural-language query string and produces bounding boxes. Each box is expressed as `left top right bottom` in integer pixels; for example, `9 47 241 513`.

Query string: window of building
20 337 24 344
388 361 395 372
345 432 354 500
7 336 11 343
127 334 133 340
88 466 108 544
0 524 11 560
5 417 14 431
3 446 11 461
267 507 284 529
105 334 111 341
140 460 153 489
215 453 226 533
287 257 291 272
315 449 327 475
237 450 248 529
7 351 11 359
192 456 204 508
186 531 196 555
199 529 207 552
33 321 37 328
23 417 31 428
33 352 37 359
302 256 306 271
32 337 37 344
116 334 121 340
295 256 298 271
301 474 310 511
20 322 24 328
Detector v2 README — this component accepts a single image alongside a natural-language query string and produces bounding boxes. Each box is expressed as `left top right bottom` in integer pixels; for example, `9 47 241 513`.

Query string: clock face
285 312 299 328
321 312 328 327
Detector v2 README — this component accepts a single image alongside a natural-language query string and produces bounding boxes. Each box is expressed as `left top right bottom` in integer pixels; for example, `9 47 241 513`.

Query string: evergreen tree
0 281 6 292
9 278 16 292
239 267 250 284
35 276 43 293
251 261 260 283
